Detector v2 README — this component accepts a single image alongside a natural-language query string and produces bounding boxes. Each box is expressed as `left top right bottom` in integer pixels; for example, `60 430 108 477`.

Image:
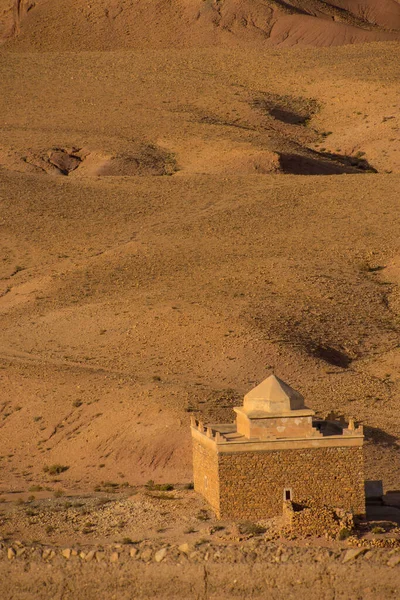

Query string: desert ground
0 1 400 597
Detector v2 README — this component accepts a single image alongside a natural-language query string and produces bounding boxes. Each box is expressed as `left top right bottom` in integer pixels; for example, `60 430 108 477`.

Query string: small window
284 488 292 501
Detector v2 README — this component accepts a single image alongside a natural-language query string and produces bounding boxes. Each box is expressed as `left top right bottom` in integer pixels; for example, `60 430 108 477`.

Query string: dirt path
1 559 400 599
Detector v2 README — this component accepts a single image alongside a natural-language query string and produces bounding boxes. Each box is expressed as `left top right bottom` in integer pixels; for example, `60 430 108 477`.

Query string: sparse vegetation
196 509 210 521
338 527 352 540
239 522 266 536
184 527 197 534
122 537 134 545
146 480 174 491
45 525 55 535
43 464 70 475
371 526 386 534
96 497 112 507
210 525 225 534
194 538 209 547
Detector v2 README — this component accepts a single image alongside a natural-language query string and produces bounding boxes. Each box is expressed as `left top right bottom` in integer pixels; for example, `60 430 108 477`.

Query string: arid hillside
1 0 400 50
0 37 399 495
1 3 400 598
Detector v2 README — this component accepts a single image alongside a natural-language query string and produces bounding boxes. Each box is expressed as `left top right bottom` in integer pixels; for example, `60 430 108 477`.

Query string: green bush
338 527 352 540
239 521 266 536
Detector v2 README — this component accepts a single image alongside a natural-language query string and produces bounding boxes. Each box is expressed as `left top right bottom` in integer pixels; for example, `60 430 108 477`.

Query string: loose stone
154 548 167 563
178 543 190 554
342 548 365 563
141 549 152 563
387 554 400 568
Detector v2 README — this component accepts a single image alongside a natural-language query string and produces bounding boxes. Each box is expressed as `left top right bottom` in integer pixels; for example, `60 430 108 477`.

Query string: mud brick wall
218 446 365 520
192 438 220 515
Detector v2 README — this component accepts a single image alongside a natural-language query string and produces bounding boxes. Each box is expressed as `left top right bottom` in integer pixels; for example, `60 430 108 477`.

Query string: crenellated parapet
190 416 225 443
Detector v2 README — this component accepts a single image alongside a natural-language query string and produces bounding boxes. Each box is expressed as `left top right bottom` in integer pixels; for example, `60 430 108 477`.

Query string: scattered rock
130 548 138 558
62 548 72 559
16 548 26 557
110 552 119 563
387 554 400 568
95 552 105 562
7 547 16 560
154 548 167 563
141 549 152 563
42 549 51 560
85 550 96 562
280 553 290 563
79 551 86 560
178 543 190 554
342 548 366 563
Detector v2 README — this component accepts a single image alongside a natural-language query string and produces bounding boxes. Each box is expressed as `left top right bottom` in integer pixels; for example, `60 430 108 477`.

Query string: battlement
190 399 363 453
190 416 227 443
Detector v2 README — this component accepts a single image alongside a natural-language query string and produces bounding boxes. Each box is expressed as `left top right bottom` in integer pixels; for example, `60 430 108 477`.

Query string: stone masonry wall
282 500 355 539
218 446 365 520
192 438 220 515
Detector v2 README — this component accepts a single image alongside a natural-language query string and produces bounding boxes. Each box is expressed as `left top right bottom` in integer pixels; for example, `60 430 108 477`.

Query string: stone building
191 375 365 520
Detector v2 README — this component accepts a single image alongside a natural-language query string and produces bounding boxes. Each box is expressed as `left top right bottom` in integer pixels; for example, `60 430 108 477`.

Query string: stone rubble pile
346 536 400 549
282 500 354 539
